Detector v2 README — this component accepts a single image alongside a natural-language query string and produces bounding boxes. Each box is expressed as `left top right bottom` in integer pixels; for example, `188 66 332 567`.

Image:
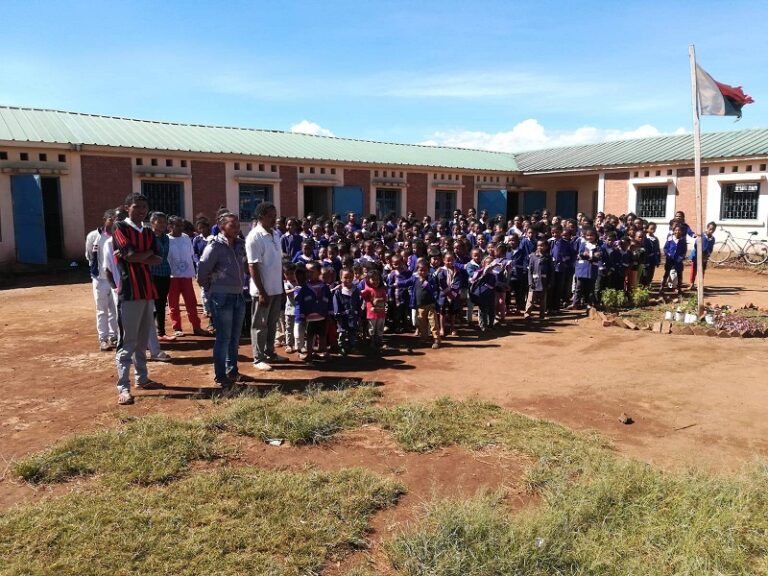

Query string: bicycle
709 227 768 266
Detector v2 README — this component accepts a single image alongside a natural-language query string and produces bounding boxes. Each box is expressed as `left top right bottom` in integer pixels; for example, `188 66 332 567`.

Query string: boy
85 209 118 350
525 240 553 319
149 212 174 342
295 261 332 361
409 261 440 348
660 224 687 297
167 215 208 336
332 268 362 355
386 254 412 334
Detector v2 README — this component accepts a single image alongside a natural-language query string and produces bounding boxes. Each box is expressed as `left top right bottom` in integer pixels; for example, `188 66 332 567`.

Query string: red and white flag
696 65 754 118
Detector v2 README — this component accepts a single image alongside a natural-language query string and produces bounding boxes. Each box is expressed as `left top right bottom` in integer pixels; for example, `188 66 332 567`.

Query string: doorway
303 186 333 218
435 190 457 220
10 174 63 264
556 190 578 219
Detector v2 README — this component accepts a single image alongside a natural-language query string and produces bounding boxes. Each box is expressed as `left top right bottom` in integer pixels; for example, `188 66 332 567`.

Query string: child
571 228 601 310
283 263 299 354
292 238 316 265
642 222 661 287
689 222 717 285
386 254 413 334
435 251 466 337
409 261 441 348
322 265 339 352
627 230 647 293
332 268 362 355
463 248 482 324
469 255 497 331
295 261 332 361
548 224 574 312
525 240 553 319
659 225 687 297
488 243 510 323
506 234 528 314
281 218 304 258
167 215 208 337
360 269 388 350
614 237 632 292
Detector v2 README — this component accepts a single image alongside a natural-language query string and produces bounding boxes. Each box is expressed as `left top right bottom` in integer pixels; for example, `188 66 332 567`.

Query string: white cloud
419 120 689 152
290 120 335 137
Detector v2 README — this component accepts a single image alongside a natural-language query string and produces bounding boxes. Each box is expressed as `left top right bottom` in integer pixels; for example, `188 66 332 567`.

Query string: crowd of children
88 202 715 379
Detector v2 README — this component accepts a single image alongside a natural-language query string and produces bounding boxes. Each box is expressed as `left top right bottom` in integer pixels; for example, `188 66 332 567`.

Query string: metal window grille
238 183 272 222
142 181 183 217
721 183 759 220
375 188 400 219
636 186 667 219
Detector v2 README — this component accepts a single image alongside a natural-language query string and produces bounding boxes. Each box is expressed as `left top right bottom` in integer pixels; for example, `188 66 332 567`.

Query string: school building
1 105 767 265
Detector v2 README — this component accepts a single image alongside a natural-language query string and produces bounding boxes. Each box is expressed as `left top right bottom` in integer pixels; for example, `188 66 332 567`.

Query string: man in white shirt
245 202 286 371
85 209 118 351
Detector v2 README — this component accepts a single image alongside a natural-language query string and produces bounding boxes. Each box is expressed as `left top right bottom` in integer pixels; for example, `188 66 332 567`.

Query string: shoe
109 336 119 347
99 340 111 352
284 346 295 354
136 379 165 390
158 334 177 342
205 323 215 333
229 372 256 383
431 341 440 349
117 391 134 405
149 351 171 362
253 361 273 371
298 352 309 361
173 330 185 337
266 354 288 363
193 327 213 337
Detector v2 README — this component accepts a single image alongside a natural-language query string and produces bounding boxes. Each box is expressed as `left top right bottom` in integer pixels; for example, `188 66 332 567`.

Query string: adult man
85 209 118 351
112 193 163 405
197 212 248 388
245 202 286 371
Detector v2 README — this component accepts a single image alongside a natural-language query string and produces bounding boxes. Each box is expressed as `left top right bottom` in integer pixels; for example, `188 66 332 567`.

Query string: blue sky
1 0 766 151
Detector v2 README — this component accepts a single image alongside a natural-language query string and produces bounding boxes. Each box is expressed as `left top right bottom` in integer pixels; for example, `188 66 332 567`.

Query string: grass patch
13 415 219 485
208 384 380 445
0 467 403 576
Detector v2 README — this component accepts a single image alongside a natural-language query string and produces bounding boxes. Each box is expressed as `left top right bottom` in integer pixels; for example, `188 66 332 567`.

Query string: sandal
118 391 134 405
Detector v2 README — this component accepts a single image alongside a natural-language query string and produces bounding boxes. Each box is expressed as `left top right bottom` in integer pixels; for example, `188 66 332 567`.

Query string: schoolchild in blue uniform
292 238 316 265
435 251 467 337
506 233 528 314
295 261 332 361
469 255 498 331
520 227 537 259
596 231 619 302
659 224 687 297
641 222 661 287
386 254 413 334
281 219 304 259
525 239 553 319
613 237 632 291
689 222 717 285
407 260 441 348
464 248 482 324
547 224 575 311
332 268 362 355
571 228 602 310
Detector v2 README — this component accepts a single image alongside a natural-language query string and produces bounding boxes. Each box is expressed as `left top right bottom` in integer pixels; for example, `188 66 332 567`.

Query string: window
271 165 276 172
331 168 336 175
136 158 143 166
234 162 240 170
166 159 173 167
151 158 158 166
636 186 667 219
258 163 264 171
435 190 457 220
239 183 273 222
246 163 252 171
20 153 29 161
142 181 184 217
375 188 400 219
0 151 7 160
39 153 47 162
721 182 759 220
58 154 66 163
180 160 187 168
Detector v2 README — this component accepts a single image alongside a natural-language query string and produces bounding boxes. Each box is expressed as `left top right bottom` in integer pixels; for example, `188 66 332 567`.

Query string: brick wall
279 165 298 217
407 172 428 217
462 175 475 212
344 169 372 215
81 155 133 230
674 167 709 230
191 160 226 221
603 171 629 216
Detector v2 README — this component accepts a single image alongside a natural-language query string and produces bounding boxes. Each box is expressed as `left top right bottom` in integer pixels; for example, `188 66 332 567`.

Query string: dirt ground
1 266 766 517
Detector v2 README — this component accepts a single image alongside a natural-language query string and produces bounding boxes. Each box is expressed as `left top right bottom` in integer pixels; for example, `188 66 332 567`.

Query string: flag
696 65 754 118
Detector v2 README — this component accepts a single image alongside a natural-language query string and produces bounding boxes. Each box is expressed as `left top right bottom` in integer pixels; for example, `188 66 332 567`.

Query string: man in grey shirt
245 202 287 371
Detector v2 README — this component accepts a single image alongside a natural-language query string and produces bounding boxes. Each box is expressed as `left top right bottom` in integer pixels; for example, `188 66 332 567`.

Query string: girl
463 248 482 325
571 228 602 310
332 268 362 355
689 222 717 285
435 252 466 337
642 222 661 287
386 254 413 334
360 270 388 351
469 255 497 331
659 225 687 297
295 261 332 361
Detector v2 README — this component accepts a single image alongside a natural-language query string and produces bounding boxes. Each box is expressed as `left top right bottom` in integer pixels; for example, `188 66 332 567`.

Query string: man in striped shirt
112 193 163 405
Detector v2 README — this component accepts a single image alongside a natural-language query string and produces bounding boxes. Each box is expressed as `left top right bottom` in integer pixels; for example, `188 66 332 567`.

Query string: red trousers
168 277 201 331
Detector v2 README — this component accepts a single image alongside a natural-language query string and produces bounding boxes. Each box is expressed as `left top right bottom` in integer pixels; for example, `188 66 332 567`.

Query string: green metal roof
2 106 768 174
0 106 518 172
515 128 768 173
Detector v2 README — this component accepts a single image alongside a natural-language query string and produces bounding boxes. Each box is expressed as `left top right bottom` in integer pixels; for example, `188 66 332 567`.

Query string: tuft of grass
387 453 768 575
209 384 381 444
0 467 404 576
13 416 219 485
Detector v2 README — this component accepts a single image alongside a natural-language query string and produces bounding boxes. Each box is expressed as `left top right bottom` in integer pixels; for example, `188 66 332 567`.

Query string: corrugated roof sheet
2 106 768 174
0 106 518 172
515 128 768 172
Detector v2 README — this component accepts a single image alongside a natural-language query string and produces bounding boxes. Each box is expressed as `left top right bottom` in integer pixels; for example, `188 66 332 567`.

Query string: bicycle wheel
709 241 732 264
744 240 768 265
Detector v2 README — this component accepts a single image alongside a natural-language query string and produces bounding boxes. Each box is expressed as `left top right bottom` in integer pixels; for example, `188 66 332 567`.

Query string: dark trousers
152 275 171 336
387 301 410 333
510 278 528 311
573 277 597 307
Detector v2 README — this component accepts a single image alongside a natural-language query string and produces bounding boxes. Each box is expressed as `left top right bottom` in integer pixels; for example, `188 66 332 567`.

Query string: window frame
238 183 273 223
720 182 760 221
635 185 668 219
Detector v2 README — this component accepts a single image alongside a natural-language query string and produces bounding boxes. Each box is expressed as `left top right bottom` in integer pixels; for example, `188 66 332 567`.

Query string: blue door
333 186 364 220
11 175 47 264
523 191 547 215
556 190 578 219
478 189 507 221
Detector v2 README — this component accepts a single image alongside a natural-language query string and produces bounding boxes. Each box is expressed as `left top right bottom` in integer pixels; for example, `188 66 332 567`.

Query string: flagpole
689 44 705 314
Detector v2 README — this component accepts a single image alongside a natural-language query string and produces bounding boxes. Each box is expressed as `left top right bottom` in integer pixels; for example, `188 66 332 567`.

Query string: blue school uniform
574 240 602 280
407 275 439 308
295 281 332 321
664 237 687 266
281 233 304 258
527 253 553 292
435 266 467 311
292 253 314 265
520 237 536 258
469 267 496 306
332 285 362 347
689 234 715 262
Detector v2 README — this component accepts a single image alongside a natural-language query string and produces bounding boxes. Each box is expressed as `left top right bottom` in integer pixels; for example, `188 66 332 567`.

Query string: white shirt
101 236 121 291
245 223 283 296
85 228 111 280
167 233 196 278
